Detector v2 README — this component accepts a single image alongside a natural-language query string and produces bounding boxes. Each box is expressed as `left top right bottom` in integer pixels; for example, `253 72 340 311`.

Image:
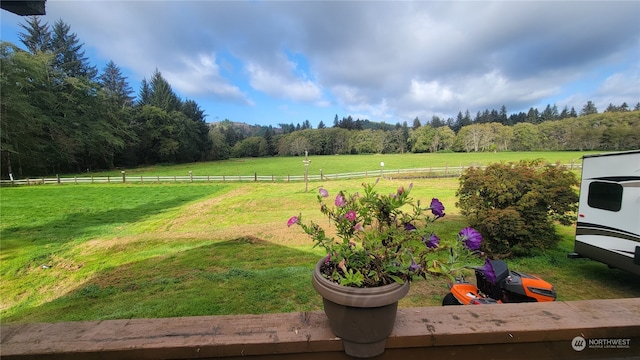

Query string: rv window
587 181 623 212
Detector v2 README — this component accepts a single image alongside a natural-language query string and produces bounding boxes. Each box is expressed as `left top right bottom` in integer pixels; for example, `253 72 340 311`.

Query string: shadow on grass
0 186 220 255
3 237 325 323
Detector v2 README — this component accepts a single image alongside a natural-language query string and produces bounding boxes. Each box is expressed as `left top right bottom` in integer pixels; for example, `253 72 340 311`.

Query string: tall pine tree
18 16 51 54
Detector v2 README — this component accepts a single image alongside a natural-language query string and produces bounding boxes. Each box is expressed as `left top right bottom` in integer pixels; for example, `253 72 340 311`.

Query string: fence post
254 172 257 182
121 171 126 183
287 175 290 182
74 176 77 185
108 176 110 183
320 169 323 180
189 171 193 183
57 174 61 185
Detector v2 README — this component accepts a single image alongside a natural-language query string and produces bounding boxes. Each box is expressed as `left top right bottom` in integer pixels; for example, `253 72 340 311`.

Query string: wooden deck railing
1 298 638 359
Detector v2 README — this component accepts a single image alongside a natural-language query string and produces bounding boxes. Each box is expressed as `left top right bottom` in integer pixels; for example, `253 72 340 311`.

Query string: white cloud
164 53 252 104
9 0 637 125
246 61 322 102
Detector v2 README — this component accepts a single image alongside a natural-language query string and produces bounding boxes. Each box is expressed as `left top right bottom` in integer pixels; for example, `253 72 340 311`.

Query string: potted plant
288 180 485 358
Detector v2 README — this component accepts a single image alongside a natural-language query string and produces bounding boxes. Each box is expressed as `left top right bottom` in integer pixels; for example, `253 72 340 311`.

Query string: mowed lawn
81 151 594 177
2 155 639 323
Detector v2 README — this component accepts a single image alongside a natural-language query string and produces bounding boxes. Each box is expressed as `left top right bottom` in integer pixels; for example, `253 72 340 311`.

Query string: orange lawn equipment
442 259 556 306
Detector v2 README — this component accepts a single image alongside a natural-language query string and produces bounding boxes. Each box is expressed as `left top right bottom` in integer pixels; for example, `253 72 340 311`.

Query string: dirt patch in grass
163 188 246 230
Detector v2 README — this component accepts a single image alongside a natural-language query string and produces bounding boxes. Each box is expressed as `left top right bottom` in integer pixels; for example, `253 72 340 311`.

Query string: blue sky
1 0 638 127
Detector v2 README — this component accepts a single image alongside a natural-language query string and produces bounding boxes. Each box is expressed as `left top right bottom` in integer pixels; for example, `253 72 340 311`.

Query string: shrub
456 159 579 257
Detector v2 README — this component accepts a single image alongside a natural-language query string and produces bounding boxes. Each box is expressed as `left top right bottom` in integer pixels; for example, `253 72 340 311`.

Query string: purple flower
335 194 346 207
477 258 497 284
323 253 332 265
345 210 357 221
397 186 405 195
459 227 482 250
319 188 329 198
423 234 440 249
409 259 421 272
287 216 299 227
430 198 445 218
353 223 364 231
404 223 416 231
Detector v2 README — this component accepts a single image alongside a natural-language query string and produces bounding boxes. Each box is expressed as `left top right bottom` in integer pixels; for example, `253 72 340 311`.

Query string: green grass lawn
2 155 638 324
81 151 596 177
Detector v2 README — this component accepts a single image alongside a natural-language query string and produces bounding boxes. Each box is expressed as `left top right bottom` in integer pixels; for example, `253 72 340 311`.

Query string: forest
2 17 639 178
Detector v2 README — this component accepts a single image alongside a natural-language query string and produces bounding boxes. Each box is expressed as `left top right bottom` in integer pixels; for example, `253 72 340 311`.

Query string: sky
1 0 639 127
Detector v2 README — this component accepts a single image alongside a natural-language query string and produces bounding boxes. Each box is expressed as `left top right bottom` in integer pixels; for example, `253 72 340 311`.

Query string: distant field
83 151 597 177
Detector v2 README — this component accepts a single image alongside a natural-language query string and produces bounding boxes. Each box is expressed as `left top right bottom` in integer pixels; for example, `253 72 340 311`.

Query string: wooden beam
2 298 639 359
0 1 46 16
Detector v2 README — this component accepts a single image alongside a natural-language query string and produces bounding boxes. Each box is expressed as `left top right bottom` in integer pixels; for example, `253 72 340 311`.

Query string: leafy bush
456 159 579 257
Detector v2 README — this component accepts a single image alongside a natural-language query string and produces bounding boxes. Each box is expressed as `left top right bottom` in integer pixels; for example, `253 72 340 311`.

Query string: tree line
1 17 639 178
1 17 210 178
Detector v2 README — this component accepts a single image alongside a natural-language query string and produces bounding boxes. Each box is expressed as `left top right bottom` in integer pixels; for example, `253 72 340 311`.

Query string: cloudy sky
1 0 638 127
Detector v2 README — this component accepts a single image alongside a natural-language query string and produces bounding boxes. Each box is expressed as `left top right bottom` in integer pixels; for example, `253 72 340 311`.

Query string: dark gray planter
312 259 410 358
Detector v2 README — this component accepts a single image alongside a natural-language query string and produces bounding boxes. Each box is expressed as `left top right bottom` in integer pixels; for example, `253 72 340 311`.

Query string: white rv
570 150 640 275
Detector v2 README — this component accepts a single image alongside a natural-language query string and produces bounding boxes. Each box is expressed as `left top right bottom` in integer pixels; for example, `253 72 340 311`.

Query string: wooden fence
0 163 582 186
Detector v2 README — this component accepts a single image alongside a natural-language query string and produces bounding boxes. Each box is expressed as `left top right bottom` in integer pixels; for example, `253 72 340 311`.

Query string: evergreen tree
580 101 598 116
569 107 578 117
431 115 444 127
412 117 421 129
499 105 508 124
541 104 559 121
148 68 181 112
317 120 326 129
182 99 212 159
526 107 540 123
137 79 151 106
50 19 97 79
99 60 134 109
18 16 51 54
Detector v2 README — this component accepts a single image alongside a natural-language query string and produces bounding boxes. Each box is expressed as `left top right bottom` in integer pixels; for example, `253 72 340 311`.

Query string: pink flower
345 210 357 221
353 223 364 231
287 216 299 227
335 194 346 207
319 188 329 197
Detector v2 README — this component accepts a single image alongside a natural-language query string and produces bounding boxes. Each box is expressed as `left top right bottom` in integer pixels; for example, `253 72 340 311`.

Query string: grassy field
82 151 596 177
2 153 639 324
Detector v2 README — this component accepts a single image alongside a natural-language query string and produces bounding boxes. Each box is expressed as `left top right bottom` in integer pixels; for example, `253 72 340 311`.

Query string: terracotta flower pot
312 259 410 358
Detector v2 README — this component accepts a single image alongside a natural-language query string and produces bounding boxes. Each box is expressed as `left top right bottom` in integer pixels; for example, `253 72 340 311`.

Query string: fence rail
0 163 582 186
